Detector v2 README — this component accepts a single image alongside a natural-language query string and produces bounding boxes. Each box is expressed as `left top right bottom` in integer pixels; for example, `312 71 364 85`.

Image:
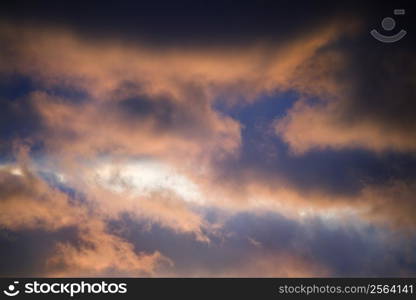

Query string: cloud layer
1 11 416 277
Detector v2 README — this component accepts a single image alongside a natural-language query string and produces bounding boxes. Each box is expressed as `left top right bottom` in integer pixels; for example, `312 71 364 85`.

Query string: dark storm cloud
275 4 416 154
109 212 416 276
1 0 347 45
3 0 413 48
118 94 213 136
0 95 41 158
341 39 416 138
0 227 79 277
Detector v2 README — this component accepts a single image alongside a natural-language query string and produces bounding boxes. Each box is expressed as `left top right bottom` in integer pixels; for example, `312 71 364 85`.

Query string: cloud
0 158 171 276
275 98 416 154
30 91 241 162
119 212 416 277
0 165 83 231
0 20 357 176
75 172 211 241
0 20 354 100
1 17 415 278
275 41 416 154
359 180 416 229
48 219 172 277
0 21 367 234
189 159 416 231
166 252 330 277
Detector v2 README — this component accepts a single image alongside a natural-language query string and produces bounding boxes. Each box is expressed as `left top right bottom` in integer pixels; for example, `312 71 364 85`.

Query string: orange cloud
74 179 211 241
275 100 416 154
0 20 355 101
183 161 416 231
3 19 414 277
0 20 356 167
2 21 414 233
48 219 172 277
0 166 83 231
31 91 241 161
0 159 172 276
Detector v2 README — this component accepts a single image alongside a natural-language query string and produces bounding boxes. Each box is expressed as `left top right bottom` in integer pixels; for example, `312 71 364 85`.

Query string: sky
0 0 415 277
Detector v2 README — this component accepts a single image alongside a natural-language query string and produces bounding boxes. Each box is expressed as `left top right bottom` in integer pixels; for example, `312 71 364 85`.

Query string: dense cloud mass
0 0 415 277
275 47 416 154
